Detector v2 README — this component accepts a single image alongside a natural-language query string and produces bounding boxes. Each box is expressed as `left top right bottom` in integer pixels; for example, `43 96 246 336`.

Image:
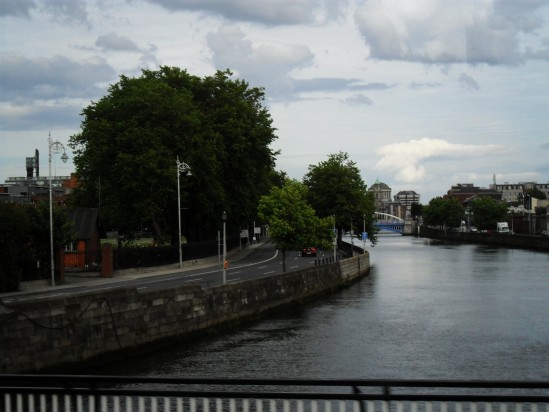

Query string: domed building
368 179 391 214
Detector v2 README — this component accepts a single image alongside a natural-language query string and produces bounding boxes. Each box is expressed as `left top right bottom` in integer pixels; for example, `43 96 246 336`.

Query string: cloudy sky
1 0 548 202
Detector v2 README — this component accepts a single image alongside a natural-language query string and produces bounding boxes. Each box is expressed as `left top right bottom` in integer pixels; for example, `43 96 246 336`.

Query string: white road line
264 271 276 275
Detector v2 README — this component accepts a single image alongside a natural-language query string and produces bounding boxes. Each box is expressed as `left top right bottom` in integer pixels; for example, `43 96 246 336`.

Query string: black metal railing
1 376 548 412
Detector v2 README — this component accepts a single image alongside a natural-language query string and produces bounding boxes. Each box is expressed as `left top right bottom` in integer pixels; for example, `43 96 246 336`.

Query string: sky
1 0 548 203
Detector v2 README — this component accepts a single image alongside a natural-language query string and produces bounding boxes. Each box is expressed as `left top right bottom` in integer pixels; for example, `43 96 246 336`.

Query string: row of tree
1 68 379 291
68 67 377 257
0 202 73 292
421 196 509 231
258 153 377 270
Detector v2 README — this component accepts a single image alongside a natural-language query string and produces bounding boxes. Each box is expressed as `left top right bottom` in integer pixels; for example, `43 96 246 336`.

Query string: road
0 241 336 305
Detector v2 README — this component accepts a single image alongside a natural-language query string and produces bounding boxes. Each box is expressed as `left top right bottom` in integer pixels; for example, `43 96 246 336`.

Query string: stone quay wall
419 226 549 252
0 253 370 373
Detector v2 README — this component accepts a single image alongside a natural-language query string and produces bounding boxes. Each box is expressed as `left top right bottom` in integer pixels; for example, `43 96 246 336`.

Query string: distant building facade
368 179 392 214
447 183 501 205
0 149 75 204
393 190 420 219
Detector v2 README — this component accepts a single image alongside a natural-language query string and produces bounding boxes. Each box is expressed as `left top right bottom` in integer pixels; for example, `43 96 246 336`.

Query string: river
89 236 549 381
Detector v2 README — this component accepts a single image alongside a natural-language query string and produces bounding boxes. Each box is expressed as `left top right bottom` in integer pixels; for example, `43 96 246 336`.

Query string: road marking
264 271 276 275
289 266 298 269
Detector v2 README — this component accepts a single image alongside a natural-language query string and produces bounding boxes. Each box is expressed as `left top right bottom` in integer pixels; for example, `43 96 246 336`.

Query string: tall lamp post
48 133 68 286
222 211 227 284
176 156 191 269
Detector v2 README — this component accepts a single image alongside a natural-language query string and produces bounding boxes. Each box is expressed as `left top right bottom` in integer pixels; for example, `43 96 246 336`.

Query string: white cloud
374 138 511 183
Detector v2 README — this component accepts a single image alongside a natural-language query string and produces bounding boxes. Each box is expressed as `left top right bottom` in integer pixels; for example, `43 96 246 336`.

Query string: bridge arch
374 212 404 223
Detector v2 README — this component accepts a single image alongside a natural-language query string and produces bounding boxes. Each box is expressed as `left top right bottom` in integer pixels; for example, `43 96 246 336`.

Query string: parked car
301 247 317 257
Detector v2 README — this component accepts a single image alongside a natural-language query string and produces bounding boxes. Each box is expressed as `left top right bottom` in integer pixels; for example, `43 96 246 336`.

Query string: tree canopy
0 202 74 292
423 197 465 228
303 152 377 245
258 179 334 271
69 67 278 243
470 196 508 230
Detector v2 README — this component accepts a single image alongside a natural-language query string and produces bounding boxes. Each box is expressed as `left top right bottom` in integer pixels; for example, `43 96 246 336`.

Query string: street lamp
176 156 191 269
48 133 68 286
222 211 227 285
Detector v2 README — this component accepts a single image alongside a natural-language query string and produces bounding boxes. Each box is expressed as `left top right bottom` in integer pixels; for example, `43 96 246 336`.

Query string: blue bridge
373 212 405 234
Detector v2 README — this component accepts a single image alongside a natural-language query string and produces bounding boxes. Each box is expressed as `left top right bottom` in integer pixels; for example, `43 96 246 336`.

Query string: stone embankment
418 226 549 252
0 253 369 373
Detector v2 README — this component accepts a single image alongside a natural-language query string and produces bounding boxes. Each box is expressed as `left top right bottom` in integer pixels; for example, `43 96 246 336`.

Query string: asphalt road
0 241 336 305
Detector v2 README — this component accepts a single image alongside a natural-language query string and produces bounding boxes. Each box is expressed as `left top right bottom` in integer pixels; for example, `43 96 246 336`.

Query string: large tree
69 67 278 243
258 179 334 272
470 196 508 231
423 197 465 229
0 202 74 291
303 152 377 245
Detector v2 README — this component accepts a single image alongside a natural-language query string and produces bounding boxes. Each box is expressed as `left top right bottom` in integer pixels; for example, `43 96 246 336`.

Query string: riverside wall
418 226 549 252
0 253 369 373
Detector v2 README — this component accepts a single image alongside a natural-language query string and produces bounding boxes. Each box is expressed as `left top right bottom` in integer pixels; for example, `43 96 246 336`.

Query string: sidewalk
2 239 270 299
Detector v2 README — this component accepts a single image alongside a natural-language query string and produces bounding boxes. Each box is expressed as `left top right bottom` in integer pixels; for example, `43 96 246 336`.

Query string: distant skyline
1 0 548 202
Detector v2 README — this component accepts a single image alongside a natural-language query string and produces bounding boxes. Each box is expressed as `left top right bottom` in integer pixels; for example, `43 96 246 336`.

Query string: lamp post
176 156 191 269
222 211 227 285
48 133 68 286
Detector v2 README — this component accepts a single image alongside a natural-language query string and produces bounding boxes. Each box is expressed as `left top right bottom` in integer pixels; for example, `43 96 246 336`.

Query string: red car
301 247 317 257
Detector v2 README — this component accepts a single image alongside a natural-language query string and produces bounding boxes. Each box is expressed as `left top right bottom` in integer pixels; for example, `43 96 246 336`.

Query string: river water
91 236 549 381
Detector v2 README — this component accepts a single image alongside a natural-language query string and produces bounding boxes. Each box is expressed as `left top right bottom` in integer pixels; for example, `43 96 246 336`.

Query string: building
446 183 501 205
492 182 549 203
368 179 392 214
393 190 420 219
0 149 75 204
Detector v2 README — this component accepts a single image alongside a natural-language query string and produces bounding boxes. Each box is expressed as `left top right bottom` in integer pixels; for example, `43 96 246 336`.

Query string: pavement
1 239 270 299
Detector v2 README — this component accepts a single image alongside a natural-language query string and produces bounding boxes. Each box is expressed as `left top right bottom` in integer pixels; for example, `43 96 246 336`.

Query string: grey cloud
409 82 443 90
458 73 479 91
354 0 548 66
96 32 141 52
0 0 90 26
0 102 82 131
0 53 115 102
0 0 36 18
43 0 90 27
144 0 344 25
294 78 394 93
342 94 373 106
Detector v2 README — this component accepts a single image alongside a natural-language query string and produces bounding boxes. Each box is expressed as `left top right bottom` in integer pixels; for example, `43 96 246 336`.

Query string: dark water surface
91 236 549 380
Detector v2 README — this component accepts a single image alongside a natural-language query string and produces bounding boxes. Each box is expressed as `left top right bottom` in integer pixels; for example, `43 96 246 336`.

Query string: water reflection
88 237 549 381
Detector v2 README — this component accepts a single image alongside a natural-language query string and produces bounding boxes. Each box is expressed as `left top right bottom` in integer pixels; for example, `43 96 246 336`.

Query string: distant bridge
373 212 404 234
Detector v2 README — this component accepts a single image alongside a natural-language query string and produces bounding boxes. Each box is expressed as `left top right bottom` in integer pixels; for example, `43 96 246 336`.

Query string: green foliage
529 187 547 200
258 179 334 271
69 67 278 243
470 196 508 230
303 152 377 244
0 202 75 292
411 203 423 219
423 197 465 228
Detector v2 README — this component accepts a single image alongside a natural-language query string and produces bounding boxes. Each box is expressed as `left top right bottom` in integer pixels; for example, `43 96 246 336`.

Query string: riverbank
417 226 549 252
0 253 369 373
